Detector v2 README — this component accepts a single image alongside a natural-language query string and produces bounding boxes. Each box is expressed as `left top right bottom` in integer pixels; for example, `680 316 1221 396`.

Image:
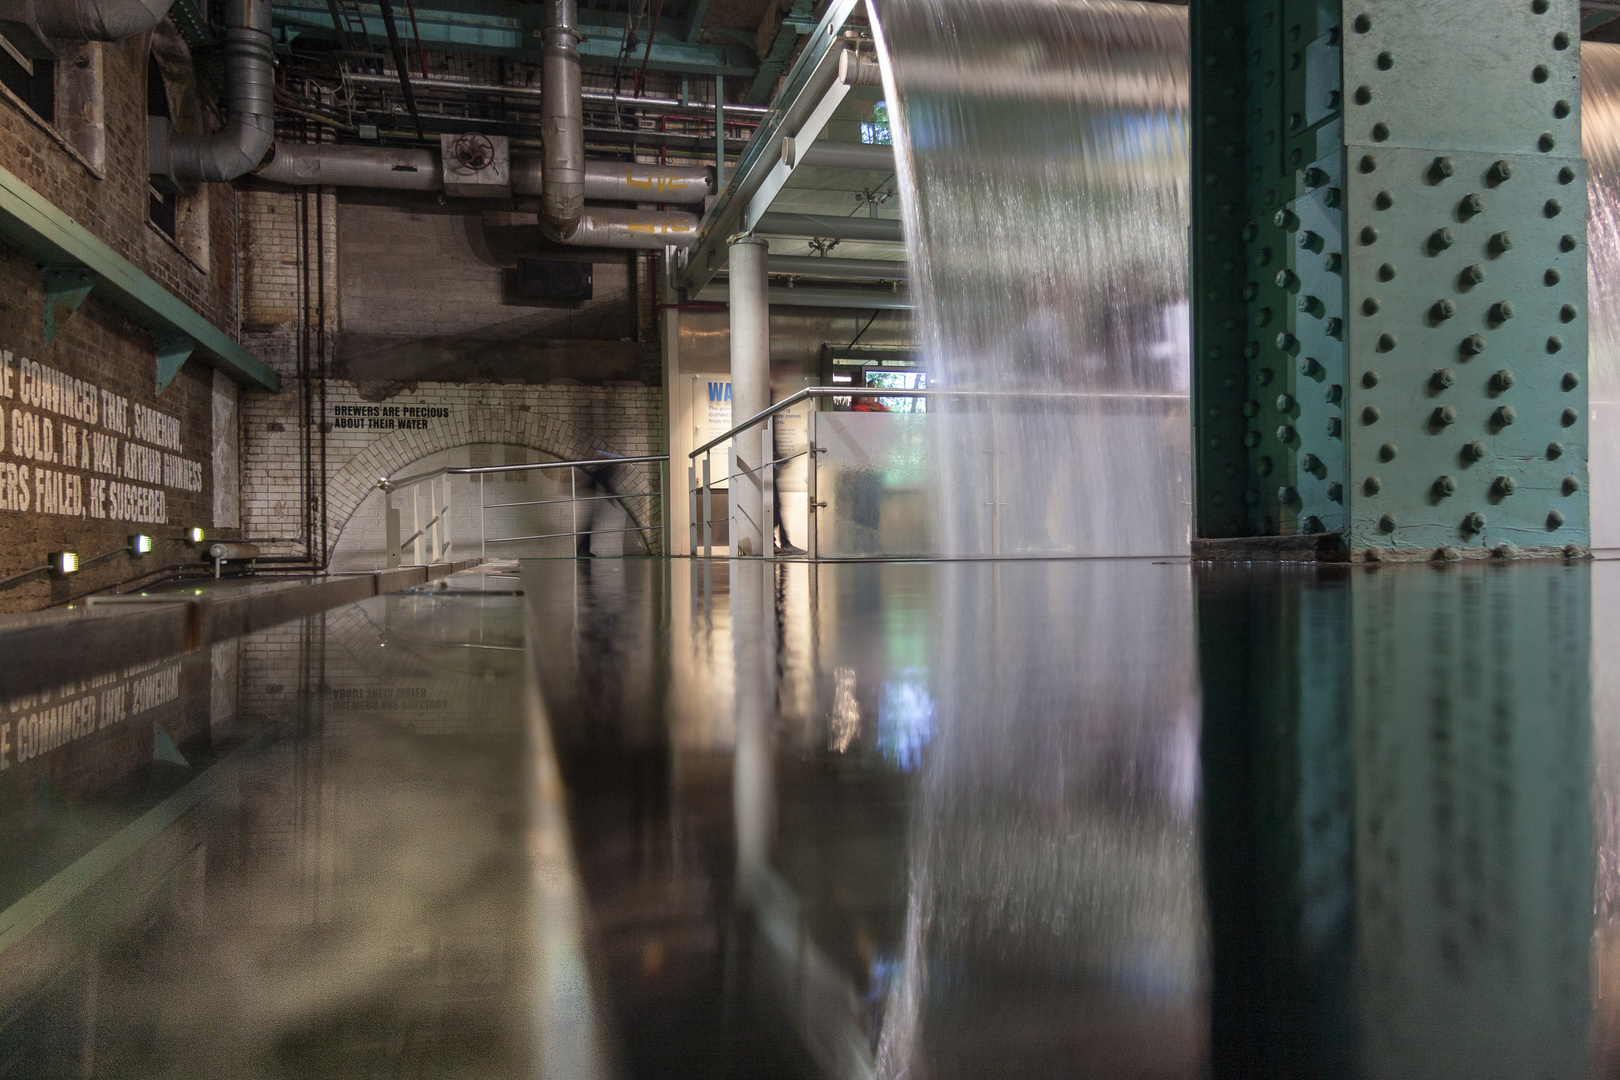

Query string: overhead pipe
783 138 895 172
695 281 911 310
0 0 174 49
151 0 275 184
255 143 712 204
510 155 713 204
540 0 586 240
752 211 903 243
255 143 441 190
339 70 771 119
534 206 701 249
766 254 906 280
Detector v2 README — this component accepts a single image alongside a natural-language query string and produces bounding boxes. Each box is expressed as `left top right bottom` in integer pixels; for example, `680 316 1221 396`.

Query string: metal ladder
326 0 373 52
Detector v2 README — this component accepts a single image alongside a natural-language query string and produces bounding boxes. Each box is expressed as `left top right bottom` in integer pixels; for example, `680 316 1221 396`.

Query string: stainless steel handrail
689 388 924 459
688 386 1185 459
379 454 670 564
386 453 670 489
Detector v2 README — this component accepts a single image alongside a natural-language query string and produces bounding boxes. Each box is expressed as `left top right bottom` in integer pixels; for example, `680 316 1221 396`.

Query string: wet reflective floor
0 558 1614 1078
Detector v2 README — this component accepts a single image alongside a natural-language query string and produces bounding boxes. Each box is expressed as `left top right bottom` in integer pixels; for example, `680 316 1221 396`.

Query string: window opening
0 32 55 121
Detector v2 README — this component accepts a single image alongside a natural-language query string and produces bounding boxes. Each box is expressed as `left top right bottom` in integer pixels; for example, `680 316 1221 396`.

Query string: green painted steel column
1193 0 1587 558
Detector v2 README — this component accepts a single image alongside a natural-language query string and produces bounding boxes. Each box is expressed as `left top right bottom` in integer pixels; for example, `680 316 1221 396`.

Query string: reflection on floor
0 558 1611 1078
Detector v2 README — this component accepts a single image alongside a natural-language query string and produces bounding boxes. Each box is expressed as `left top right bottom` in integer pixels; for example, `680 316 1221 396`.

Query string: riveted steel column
1194 0 1348 542
1193 0 1588 557
1338 0 1587 557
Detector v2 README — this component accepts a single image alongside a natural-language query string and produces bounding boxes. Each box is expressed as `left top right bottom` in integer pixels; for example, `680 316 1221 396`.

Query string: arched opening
330 443 659 570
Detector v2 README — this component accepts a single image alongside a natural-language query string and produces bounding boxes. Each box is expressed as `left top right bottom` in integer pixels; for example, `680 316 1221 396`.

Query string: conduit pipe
151 0 275 184
0 0 174 48
540 0 586 240
256 143 714 205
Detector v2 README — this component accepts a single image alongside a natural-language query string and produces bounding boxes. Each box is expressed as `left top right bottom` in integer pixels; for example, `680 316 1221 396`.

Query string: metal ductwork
151 0 273 184
838 51 884 88
0 0 173 51
255 144 442 190
258 143 712 204
540 0 586 240
510 156 713 204
560 207 699 249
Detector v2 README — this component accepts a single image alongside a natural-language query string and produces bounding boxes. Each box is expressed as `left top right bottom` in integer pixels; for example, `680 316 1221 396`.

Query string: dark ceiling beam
272 0 760 77
743 0 814 104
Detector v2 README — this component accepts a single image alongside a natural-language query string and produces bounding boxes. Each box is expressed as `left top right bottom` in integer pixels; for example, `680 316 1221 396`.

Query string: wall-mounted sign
692 374 731 491
0 349 203 524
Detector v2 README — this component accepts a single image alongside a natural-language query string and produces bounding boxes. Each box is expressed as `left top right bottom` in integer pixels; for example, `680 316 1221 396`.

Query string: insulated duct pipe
257 144 713 204
511 156 713 203
541 0 586 240
0 0 173 49
255 144 441 190
567 207 700 249
154 0 274 184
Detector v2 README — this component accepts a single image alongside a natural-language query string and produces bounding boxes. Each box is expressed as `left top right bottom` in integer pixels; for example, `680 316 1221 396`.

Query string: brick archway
323 405 660 558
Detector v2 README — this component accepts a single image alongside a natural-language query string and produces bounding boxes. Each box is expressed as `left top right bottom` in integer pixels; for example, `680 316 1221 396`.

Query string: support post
807 410 818 561
412 483 423 566
1191 0 1588 559
702 454 713 558
690 463 703 553
728 235 770 557
384 485 401 569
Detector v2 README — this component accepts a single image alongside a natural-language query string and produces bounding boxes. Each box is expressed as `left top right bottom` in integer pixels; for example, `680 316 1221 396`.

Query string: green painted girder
684 0 714 42
0 165 280 394
272 0 761 77
1193 0 1588 557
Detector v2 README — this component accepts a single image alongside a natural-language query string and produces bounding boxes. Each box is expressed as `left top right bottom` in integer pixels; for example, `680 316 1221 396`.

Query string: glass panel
813 411 934 557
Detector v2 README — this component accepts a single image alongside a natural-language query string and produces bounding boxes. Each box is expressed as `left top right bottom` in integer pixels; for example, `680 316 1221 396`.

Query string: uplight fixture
186 527 205 543
48 551 80 576
128 534 154 555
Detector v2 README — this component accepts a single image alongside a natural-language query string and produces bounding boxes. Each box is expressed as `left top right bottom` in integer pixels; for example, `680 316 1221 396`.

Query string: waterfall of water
870 0 1191 558
1585 43 1620 549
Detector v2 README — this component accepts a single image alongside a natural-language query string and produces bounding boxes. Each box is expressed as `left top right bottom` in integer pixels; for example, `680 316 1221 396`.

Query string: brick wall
236 188 670 563
0 29 243 611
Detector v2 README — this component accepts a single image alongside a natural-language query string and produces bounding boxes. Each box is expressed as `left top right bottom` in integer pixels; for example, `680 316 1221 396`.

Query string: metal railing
379 454 669 566
689 387 928 559
689 385 1189 559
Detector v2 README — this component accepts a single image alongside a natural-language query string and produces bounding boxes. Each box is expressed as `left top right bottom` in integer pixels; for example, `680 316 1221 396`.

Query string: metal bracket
41 265 94 346
154 331 196 394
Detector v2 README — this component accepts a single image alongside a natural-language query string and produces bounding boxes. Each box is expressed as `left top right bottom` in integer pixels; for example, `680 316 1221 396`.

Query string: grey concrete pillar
728 236 770 557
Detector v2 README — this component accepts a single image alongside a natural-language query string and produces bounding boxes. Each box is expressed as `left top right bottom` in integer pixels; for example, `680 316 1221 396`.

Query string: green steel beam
1192 0 1587 558
1584 10 1620 31
684 0 714 42
0 165 281 394
273 0 761 77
